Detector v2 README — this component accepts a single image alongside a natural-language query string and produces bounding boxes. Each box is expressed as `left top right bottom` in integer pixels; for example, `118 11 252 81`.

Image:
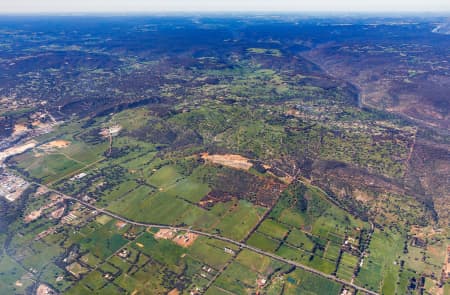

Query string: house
224 247 236 255
118 248 130 258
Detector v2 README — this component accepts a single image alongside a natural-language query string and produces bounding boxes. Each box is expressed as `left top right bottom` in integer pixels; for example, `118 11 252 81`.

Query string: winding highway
36 183 379 295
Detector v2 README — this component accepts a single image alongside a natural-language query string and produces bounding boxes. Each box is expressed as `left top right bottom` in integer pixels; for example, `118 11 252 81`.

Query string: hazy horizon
1 0 450 14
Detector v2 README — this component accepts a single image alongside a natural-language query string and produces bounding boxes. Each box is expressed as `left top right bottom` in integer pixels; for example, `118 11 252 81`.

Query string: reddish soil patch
154 228 176 240
173 232 198 248
50 206 66 219
40 140 70 149
115 221 127 229
12 124 28 135
24 210 43 223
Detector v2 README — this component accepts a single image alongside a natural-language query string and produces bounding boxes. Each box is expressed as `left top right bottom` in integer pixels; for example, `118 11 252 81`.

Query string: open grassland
286 228 315 251
257 219 289 240
214 261 259 294
235 249 286 275
355 228 404 293
215 200 265 241
11 151 84 184
187 236 235 269
148 165 183 188
247 232 280 252
0 255 33 295
283 268 343 295
164 176 211 203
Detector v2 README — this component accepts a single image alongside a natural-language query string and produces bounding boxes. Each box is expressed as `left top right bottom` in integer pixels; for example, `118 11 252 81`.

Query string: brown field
12 124 28 136
36 284 55 295
39 139 70 150
154 229 197 247
35 186 48 196
115 220 127 229
173 232 198 248
201 153 253 170
154 228 176 240
24 209 43 223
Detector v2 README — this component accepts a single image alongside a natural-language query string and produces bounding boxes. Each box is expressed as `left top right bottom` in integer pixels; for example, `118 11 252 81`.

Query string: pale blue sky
1 0 449 13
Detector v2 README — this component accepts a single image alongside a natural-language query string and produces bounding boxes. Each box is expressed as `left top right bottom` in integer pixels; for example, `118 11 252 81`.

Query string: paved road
38 183 379 295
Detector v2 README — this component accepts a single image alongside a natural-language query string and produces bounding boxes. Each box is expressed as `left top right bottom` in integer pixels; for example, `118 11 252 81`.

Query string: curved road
39 183 379 295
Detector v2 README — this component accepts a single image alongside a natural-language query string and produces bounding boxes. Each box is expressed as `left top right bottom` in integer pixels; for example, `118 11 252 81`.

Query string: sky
0 0 449 13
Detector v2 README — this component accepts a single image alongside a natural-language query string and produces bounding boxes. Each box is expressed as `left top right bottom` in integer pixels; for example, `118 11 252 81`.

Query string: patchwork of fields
2 103 447 295
1 22 448 294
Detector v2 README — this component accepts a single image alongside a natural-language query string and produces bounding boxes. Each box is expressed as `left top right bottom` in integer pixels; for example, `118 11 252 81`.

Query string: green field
214 261 259 294
132 232 185 266
0 255 33 294
187 236 234 269
286 228 315 251
215 200 264 241
257 219 289 240
283 268 343 295
148 165 183 188
355 228 404 293
12 152 84 183
247 232 280 252
164 176 210 203
78 220 129 260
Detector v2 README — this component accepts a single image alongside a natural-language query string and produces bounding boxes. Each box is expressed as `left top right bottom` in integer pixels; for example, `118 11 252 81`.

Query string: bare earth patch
50 206 66 219
154 229 198 247
115 220 127 229
154 228 176 240
43 140 70 148
24 210 43 223
12 124 28 136
36 284 56 295
14 280 23 287
39 140 70 152
201 153 253 170
0 140 37 162
173 232 198 248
